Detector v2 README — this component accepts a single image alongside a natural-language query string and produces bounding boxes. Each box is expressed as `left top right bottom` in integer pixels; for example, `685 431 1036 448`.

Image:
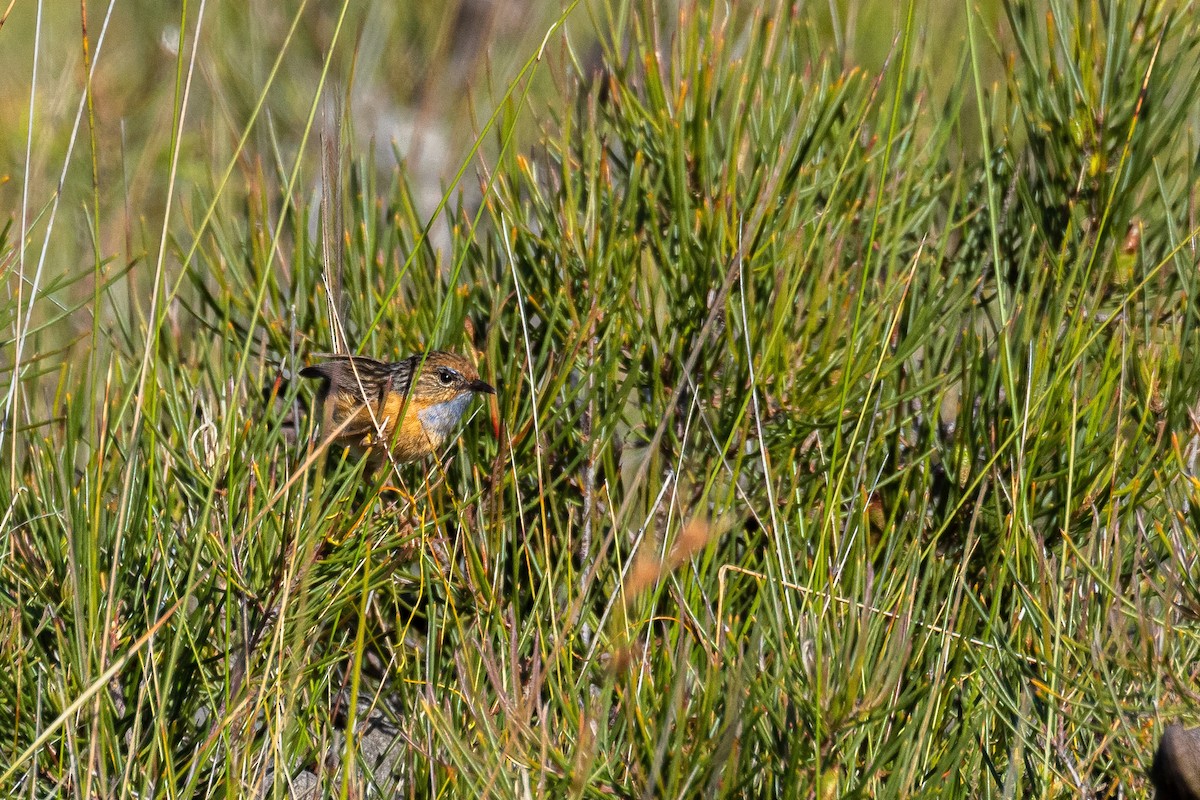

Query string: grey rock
1152 725 1200 800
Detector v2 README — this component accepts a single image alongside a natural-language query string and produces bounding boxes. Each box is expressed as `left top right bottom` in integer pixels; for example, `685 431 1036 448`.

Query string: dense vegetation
3 1 1199 796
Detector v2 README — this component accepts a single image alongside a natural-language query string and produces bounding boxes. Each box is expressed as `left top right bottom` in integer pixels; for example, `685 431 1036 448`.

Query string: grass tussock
3 0 1200 796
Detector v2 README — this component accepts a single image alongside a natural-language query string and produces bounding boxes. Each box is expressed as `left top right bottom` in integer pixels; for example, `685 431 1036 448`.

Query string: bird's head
410 351 496 446
410 351 496 405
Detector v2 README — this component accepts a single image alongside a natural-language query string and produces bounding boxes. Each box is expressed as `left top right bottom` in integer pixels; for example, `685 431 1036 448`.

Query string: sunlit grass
3 0 1200 797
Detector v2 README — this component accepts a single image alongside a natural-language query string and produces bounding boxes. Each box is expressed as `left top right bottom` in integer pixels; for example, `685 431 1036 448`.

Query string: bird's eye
437 368 456 386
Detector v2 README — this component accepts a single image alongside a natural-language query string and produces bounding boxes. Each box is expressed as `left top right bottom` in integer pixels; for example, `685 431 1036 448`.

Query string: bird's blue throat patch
417 393 473 444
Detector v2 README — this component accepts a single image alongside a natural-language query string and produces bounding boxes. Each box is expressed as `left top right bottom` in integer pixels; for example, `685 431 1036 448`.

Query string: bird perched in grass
300 350 495 468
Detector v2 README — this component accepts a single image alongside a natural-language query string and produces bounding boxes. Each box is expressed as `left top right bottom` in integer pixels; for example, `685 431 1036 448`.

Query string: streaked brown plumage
300 350 495 467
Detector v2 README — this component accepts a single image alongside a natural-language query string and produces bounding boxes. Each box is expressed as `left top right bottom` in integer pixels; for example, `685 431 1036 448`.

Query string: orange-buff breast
378 392 440 462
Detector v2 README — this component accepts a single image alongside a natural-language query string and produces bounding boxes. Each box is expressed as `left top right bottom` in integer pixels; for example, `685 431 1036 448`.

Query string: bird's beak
469 379 496 395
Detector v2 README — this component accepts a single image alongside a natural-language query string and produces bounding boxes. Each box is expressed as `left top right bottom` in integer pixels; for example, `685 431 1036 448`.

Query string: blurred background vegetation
3 0 1200 797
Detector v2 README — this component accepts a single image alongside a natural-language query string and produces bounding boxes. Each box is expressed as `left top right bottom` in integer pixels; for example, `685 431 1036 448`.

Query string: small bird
299 350 495 467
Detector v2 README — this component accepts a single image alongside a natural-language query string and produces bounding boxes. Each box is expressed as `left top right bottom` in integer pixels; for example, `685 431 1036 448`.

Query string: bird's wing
302 354 390 383
299 354 381 381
